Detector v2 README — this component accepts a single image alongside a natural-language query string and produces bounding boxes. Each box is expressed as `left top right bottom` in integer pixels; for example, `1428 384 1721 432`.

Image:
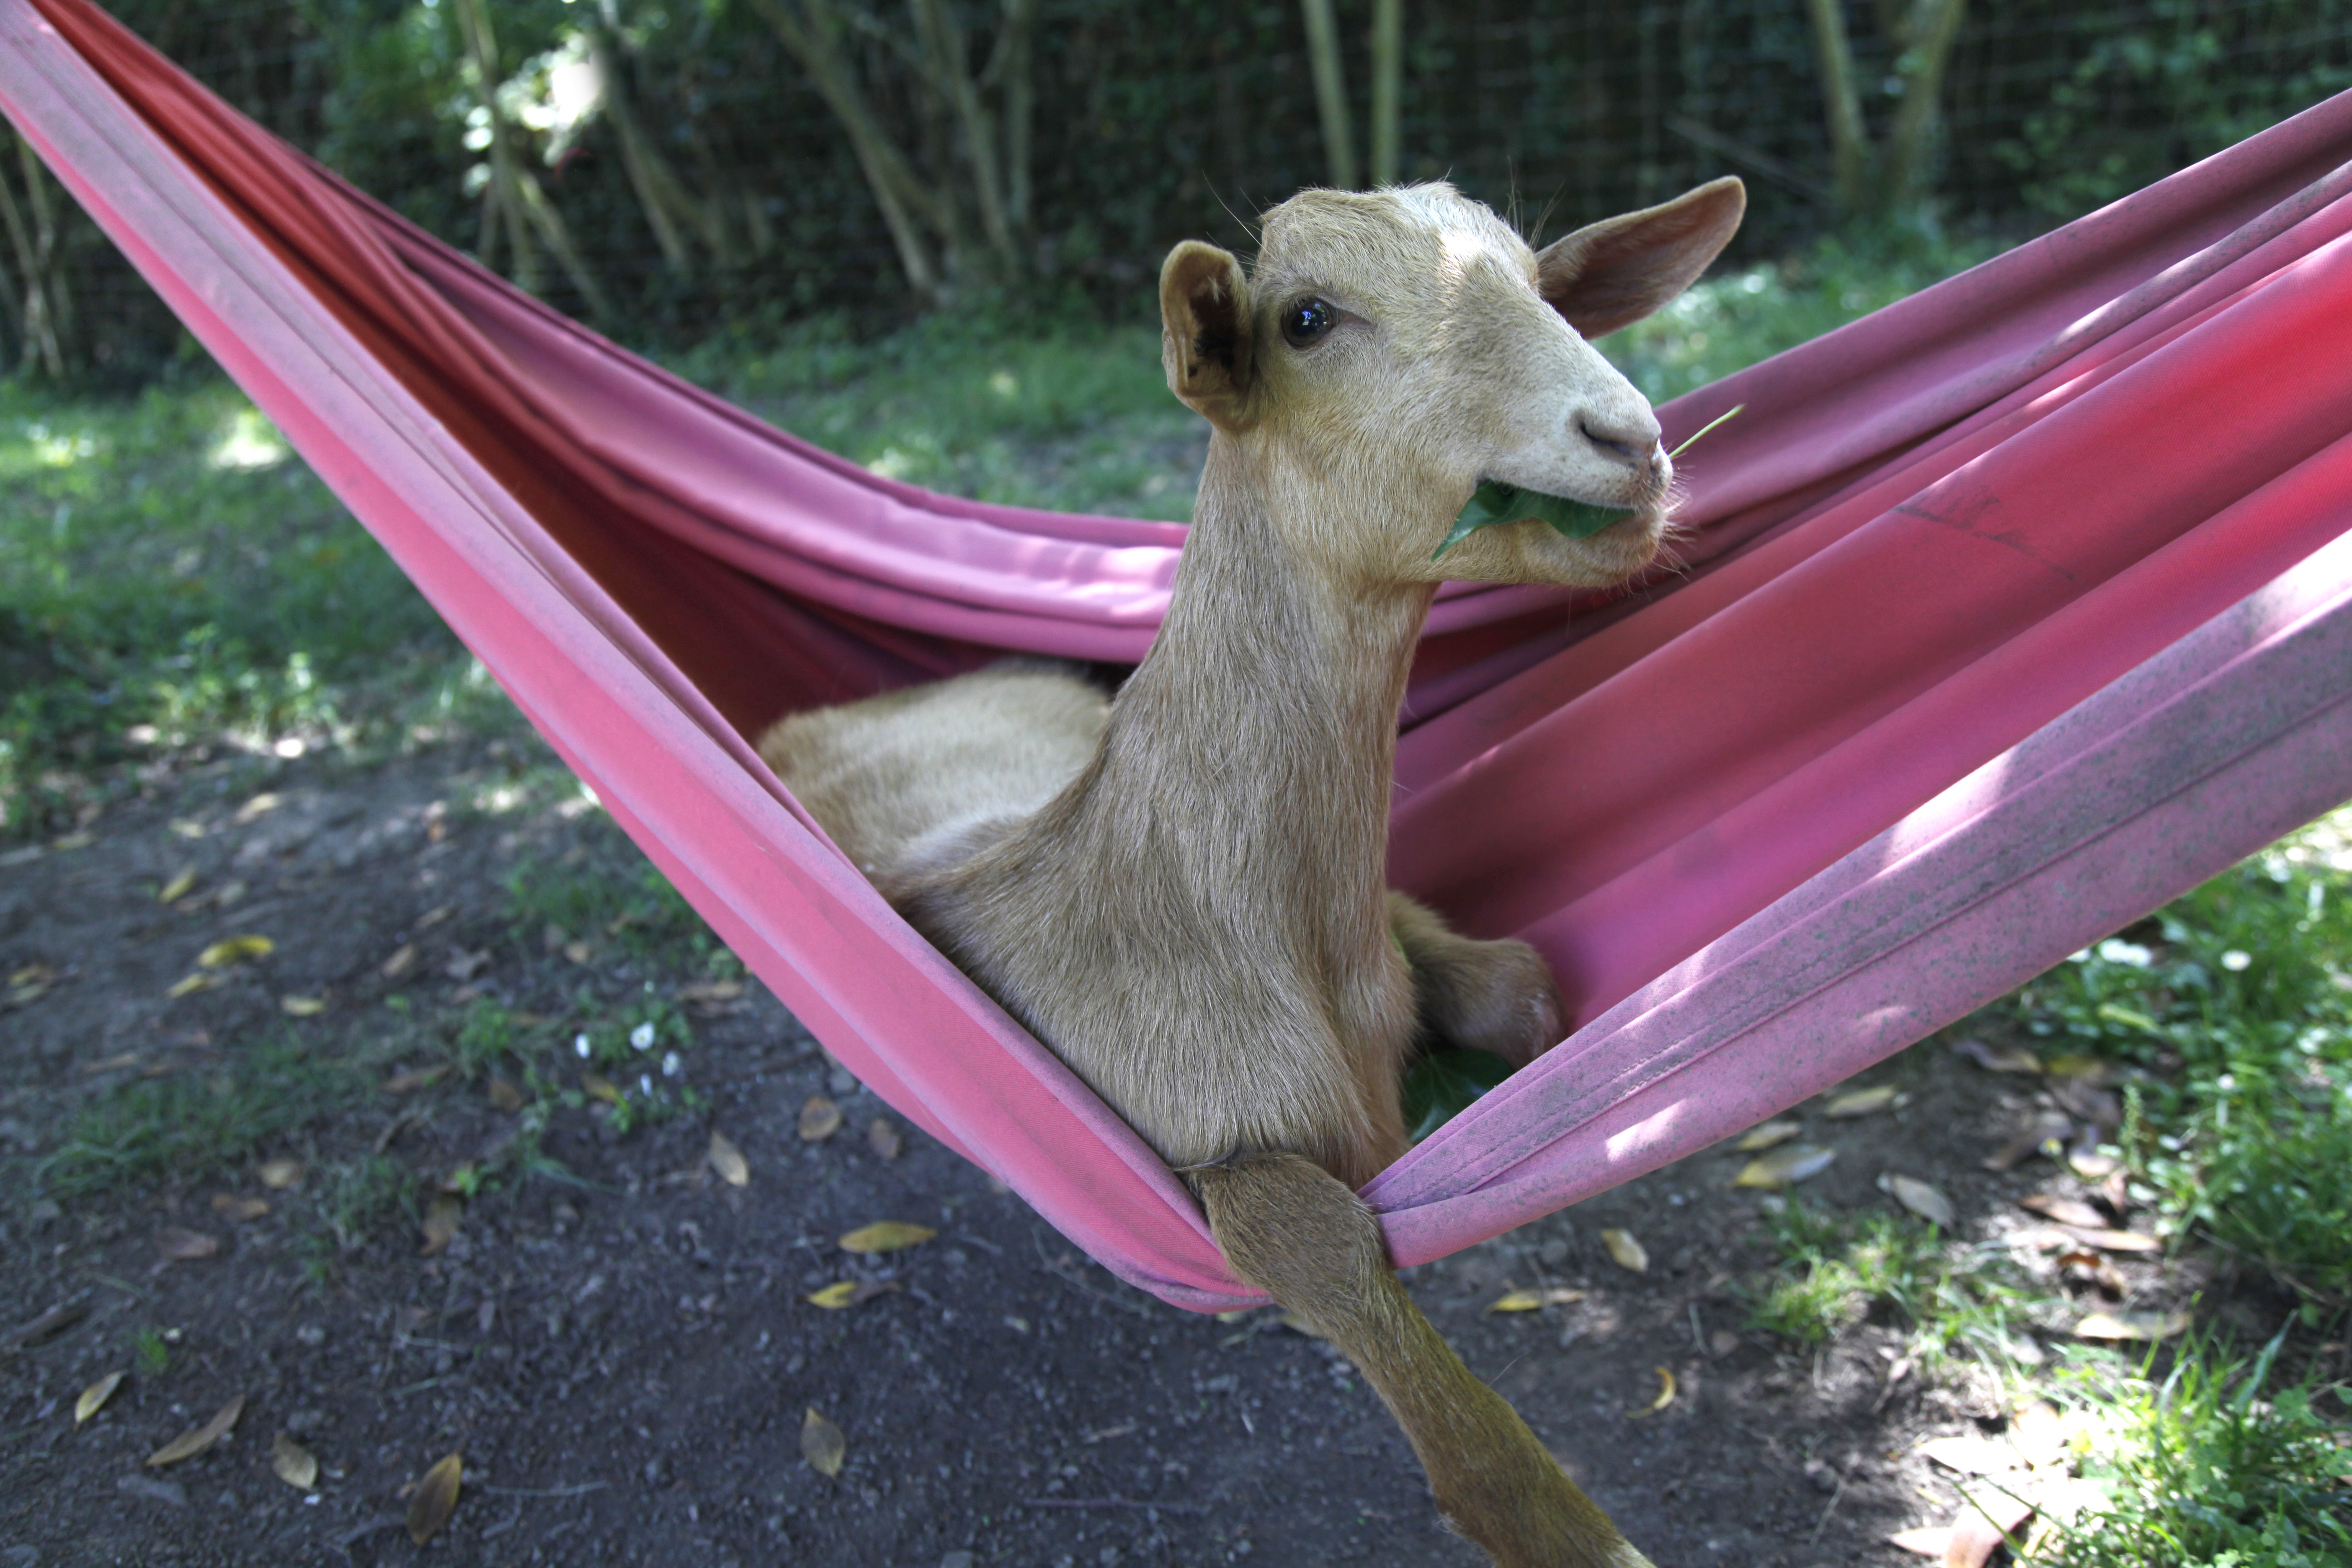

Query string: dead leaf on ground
2063 1225 2161 1255
145 1393 244 1467
1600 1228 1648 1274
806 1280 902 1310
1983 1111 2073 1172
165 972 215 999
382 1065 448 1095
196 935 273 969
707 1130 750 1187
419 1195 463 1256
1735 1144 1836 1189
379 943 416 980
210 1194 269 1222
154 1227 220 1262
487 1077 526 1112
1917 1436 2022 1477
1823 1084 1901 1119
678 979 744 1006
1889 1526 1951 1557
801 1407 846 1478
1948 1037 2042 1075
1732 1119 1802 1152
157 866 197 904
2008 1399 2070 1471
279 994 327 1017
1944 1484 2035 1568
579 1072 623 1106
839 1221 936 1255
75 1370 124 1424
1486 1287 1589 1313
444 947 491 982
270 1431 319 1490
562 939 594 965
867 1117 903 1160
2019 1194 2107 1229
2075 1309 2190 1342
1880 1173 1957 1229
798 1096 843 1142
1629 1365 1676 1417
233 791 280 825
407 1452 462 1545
2042 1052 2109 1083
258 1158 304 1189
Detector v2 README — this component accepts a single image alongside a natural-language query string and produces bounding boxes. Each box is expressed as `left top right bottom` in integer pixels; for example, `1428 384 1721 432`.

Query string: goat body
762 175 1744 1567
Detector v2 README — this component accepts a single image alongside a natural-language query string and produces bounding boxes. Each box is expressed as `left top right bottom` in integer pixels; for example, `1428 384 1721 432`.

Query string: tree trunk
1803 0 1868 212
1882 0 1968 209
454 0 613 319
1368 0 1401 187
1299 0 1358 189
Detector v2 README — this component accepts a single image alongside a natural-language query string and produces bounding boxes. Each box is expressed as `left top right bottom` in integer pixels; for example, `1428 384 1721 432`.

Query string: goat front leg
1388 892 1567 1067
1194 1152 1655 1568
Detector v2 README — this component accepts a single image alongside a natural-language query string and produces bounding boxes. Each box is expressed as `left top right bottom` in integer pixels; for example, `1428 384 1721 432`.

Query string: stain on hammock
1893 486 2079 585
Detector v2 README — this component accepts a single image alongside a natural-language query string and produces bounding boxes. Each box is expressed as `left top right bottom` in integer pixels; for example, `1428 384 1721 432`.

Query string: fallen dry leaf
1823 1084 1901 1119
1983 1111 2073 1173
677 979 743 1003
258 1158 304 1190
839 1221 937 1255
379 943 416 980
75 1370 124 1425
1948 1037 2042 1074
154 1227 220 1262
209 1194 269 1222
579 1071 624 1106
2062 1225 2161 1255
382 1065 448 1095
1880 1173 1957 1229
1630 1365 1676 1417
233 791 280 824
1889 1526 1951 1557
444 947 490 982
867 1117 903 1160
1600 1228 1648 1274
1734 1144 1836 1189
157 866 197 904
798 1096 843 1141
487 1077 526 1113
196 935 273 969
802 1407 847 1478
2075 1309 2190 1342
145 1393 244 1467
2042 1052 2108 1082
279 994 326 1017
1917 1436 2022 1477
1486 1287 1589 1313
707 1130 750 1187
2008 1400 2071 1472
806 1280 902 1310
1945 1483 2035 1568
270 1431 318 1490
407 1452 462 1545
1732 1119 1802 1152
419 1195 463 1256
562 939 593 965
165 972 215 999
2019 1194 2107 1229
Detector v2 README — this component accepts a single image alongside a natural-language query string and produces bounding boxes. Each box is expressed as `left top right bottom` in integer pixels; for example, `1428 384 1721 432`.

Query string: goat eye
1281 298 1336 348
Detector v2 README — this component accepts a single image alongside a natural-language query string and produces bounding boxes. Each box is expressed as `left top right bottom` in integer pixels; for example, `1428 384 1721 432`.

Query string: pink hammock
8 0 2350 1309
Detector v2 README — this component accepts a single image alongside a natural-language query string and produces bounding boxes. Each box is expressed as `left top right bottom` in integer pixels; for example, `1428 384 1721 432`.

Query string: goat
761 174 1745 1567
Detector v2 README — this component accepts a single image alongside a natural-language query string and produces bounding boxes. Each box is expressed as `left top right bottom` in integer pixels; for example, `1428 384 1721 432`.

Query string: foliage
2007 808 2352 1300
31 1039 371 1197
502 820 720 965
2033 1333 2352 1567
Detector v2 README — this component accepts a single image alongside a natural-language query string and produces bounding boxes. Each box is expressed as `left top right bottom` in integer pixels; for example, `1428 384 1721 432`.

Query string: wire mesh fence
7 0 2352 383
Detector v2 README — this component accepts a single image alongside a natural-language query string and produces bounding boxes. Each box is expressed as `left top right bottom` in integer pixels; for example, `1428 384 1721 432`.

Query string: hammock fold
8 0 2350 1308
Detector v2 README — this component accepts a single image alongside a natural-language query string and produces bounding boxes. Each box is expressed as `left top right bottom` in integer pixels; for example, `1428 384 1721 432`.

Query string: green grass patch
502 816 730 968
34 1038 373 1198
2007 806 2352 1301
2032 1333 2352 1568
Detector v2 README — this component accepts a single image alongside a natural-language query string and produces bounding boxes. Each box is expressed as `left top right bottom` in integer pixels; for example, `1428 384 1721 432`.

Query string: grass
34 1037 372 1198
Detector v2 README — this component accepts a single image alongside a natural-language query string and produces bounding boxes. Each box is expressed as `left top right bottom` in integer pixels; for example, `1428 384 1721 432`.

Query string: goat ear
1536 176 1746 340
1160 240 1255 431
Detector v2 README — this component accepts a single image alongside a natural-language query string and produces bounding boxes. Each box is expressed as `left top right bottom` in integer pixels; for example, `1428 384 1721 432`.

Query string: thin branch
1802 0 1868 212
1882 0 1967 208
1299 0 1358 189
1368 0 1401 186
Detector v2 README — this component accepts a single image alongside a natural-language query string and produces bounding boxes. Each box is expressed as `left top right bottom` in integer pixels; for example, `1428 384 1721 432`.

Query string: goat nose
1577 414 1662 467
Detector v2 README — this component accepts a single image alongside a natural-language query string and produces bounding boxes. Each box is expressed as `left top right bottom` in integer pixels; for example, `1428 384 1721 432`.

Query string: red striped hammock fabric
7 0 2350 1308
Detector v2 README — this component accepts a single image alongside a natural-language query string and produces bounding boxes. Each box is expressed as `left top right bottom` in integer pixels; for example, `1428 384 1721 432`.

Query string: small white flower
662 1050 682 1078
630 1021 656 1051
639 1074 653 1098
2221 949 2252 972
573 1032 591 1059
2096 938 2154 968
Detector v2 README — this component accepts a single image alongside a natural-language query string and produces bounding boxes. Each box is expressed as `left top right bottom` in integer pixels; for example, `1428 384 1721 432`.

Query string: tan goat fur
760 175 1744 1567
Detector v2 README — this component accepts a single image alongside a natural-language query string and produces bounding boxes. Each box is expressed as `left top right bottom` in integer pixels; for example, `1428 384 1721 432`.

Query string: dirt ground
0 727 2246 1567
